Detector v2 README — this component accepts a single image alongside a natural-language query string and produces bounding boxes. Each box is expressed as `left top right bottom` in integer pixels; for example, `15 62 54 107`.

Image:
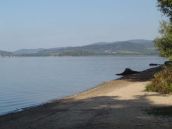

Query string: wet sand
0 66 172 129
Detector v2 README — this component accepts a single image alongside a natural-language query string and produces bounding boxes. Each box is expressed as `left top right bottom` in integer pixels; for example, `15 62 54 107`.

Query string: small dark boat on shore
149 63 161 66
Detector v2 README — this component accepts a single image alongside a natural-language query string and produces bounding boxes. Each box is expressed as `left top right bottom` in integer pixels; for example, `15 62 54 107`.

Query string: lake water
0 56 166 115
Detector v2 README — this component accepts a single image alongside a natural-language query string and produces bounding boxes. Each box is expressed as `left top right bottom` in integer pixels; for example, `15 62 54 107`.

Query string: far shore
0 66 172 129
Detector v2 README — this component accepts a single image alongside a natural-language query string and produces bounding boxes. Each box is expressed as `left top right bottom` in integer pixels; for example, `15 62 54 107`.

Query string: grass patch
146 65 172 94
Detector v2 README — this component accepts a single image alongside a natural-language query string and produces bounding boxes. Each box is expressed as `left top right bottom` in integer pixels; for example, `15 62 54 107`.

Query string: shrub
146 66 172 94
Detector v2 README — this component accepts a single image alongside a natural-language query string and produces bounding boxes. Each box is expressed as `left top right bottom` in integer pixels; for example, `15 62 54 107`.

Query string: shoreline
0 64 160 117
1 66 172 129
0 66 159 117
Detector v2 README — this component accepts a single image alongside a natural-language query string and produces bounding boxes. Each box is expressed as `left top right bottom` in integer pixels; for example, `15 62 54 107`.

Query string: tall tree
155 0 172 59
157 0 172 21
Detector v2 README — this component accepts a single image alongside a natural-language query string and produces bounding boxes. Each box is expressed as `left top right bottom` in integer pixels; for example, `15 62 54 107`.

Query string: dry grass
146 66 172 94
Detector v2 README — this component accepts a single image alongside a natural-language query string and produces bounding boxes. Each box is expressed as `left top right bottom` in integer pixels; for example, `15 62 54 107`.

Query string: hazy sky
0 0 163 51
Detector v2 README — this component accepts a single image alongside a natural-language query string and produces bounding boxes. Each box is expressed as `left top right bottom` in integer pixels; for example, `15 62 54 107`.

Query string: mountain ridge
1 39 158 56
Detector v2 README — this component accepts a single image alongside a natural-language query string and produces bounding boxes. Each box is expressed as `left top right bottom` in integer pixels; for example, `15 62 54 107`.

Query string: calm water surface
0 56 166 115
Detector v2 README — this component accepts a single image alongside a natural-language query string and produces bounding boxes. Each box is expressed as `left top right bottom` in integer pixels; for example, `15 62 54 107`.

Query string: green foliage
155 0 172 58
170 56 172 60
146 66 172 94
157 0 172 21
155 21 172 57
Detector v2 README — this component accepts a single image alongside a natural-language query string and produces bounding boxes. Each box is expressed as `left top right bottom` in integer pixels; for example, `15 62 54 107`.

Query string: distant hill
0 50 13 57
12 39 158 56
14 48 44 55
0 39 159 57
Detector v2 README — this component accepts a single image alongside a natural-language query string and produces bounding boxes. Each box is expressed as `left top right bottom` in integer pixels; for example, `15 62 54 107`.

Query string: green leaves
155 1 172 58
147 1 172 94
157 0 172 21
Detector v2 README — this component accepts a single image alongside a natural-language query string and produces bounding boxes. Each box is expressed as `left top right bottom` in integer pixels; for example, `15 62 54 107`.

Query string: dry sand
0 67 172 129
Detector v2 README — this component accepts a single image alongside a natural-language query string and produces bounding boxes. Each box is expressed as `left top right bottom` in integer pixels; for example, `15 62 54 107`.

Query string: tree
157 0 172 21
155 21 172 57
155 0 172 59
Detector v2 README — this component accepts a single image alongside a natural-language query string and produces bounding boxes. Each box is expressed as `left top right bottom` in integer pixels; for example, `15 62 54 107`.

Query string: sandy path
0 67 172 129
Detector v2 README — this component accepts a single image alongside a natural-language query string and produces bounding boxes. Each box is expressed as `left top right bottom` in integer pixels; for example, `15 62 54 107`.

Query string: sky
0 0 163 51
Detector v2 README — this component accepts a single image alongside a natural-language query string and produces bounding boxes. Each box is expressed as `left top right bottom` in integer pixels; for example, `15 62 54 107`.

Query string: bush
146 66 172 94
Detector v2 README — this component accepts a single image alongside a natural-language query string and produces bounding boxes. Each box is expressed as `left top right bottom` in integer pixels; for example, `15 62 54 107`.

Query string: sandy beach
0 66 172 129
